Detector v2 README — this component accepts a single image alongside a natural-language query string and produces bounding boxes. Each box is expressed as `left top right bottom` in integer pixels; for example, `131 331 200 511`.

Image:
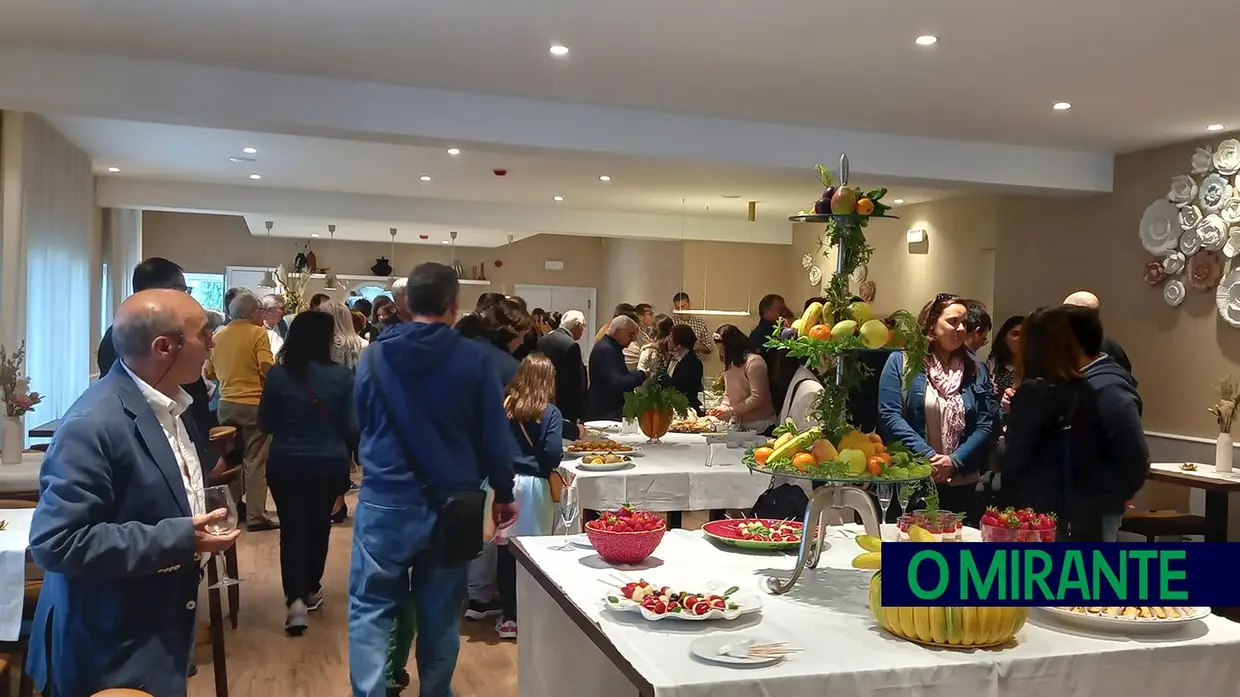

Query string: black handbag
364 350 488 565
752 483 809 521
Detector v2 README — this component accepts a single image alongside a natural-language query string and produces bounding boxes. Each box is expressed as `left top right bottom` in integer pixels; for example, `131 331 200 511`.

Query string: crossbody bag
364 350 488 565
516 419 567 503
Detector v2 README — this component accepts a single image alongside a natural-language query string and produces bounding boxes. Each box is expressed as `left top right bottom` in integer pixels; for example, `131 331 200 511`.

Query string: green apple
859 319 888 349
840 448 867 475
830 319 858 339
850 301 874 323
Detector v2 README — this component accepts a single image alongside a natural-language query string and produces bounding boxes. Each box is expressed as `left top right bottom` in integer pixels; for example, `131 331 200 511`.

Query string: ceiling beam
96 178 794 244
0 45 1113 194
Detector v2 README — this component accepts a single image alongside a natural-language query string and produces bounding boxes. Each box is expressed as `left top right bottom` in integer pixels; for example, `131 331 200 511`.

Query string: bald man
28 289 240 697
1064 290 1132 373
585 315 648 420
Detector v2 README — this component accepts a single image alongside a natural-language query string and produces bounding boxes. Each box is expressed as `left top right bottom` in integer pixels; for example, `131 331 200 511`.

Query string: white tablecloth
516 526 1240 697
567 433 771 513
0 451 44 494
0 508 35 641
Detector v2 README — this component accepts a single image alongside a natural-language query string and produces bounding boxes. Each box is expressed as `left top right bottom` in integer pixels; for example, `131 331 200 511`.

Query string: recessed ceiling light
893 198 905 205
1053 101 1073 111
599 175 612 182
106 166 120 173
549 44 569 56
229 156 256 163
242 147 258 155
441 240 451 244
311 233 320 238
248 173 262 180
553 195 564 202
915 35 938 46
446 148 461 155
420 175 432 182
1208 124 1226 132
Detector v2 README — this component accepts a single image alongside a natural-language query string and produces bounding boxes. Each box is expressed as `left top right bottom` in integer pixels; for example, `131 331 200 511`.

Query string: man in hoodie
1064 304 1149 541
349 262 518 697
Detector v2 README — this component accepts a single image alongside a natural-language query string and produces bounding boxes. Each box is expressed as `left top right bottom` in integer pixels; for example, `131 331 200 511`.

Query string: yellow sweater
205 321 273 405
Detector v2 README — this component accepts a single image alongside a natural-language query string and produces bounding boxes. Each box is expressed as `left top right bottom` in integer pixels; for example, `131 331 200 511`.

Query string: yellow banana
856 535 883 553
912 607 933 643
960 607 979 646
851 552 882 570
799 302 824 336
898 606 916 640
929 606 947 645
908 524 935 543
884 606 902 635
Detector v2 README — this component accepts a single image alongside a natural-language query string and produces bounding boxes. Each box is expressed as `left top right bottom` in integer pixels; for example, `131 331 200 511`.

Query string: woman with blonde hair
319 299 367 369
493 353 563 640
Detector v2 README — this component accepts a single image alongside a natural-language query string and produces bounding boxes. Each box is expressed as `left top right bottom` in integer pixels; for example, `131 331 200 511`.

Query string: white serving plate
564 446 642 458
603 586 762 622
689 635 784 667
1037 606 1209 634
575 457 635 473
568 533 593 549
583 420 623 433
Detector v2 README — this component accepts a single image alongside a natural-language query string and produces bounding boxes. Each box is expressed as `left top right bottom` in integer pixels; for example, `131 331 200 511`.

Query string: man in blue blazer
28 289 241 697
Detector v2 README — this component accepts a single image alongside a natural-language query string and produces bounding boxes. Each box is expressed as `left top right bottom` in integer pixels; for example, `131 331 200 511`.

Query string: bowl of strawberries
980 507 1057 542
585 505 667 564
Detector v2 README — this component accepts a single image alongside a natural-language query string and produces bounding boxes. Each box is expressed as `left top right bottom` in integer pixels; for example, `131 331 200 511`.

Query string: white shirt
120 361 206 517
266 326 284 358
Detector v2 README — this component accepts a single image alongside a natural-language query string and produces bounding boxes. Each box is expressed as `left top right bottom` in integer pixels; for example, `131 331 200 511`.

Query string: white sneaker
285 599 308 636
495 618 517 640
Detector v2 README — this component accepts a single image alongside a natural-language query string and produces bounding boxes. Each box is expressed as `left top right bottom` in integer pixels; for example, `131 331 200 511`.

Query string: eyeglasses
169 284 191 294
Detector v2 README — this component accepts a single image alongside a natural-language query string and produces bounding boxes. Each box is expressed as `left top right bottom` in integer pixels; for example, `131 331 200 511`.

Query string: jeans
467 541 496 603
217 400 275 525
268 472 340 604
1101 514 1124 542
349 500 468 697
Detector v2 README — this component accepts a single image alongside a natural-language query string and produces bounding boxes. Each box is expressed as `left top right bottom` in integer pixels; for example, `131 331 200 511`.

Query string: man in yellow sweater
205 291 278 530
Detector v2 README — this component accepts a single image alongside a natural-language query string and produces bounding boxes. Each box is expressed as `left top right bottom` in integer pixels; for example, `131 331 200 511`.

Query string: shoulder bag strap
363 348 440 508
299 376 354 448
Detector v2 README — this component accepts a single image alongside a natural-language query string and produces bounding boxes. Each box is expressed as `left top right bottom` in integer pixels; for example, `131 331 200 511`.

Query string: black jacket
1081 356 1149 510
97 326 215 435
537 327 586 425
1001 378 1103 521
662 351 704 414
1101 335 1131 374
585 335 646 421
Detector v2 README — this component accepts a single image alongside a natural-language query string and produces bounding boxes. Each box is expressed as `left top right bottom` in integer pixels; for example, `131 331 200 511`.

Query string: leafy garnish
724 586 739 596
607 596 619 603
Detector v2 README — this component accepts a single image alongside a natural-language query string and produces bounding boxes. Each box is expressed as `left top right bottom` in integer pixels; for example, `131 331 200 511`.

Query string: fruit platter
585 506 667 564
669 415 724 434
853 527 1030 648
1038 606 1210 635
565 439 637 456
743 419 932 484
979 507 1057 542
701 518 804 551
576 453 634 472
604 579 761 621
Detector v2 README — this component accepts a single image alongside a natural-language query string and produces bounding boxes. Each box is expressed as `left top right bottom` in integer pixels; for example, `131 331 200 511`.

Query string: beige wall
995 135 1240 438
597 238 684 319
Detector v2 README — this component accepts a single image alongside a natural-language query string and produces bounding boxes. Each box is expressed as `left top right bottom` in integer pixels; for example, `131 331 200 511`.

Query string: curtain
21 115 93 442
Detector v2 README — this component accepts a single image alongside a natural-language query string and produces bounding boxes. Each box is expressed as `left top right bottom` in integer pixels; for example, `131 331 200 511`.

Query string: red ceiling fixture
492 169 508 177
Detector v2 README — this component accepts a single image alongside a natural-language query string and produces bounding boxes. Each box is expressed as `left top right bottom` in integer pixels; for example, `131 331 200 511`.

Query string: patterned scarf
925 353 966 454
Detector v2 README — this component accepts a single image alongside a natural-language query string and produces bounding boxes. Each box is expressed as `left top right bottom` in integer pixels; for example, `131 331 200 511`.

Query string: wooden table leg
224 547 240 630
205 558 229 697
1205 490 1230 542
707 510 726 522
583 509 599 524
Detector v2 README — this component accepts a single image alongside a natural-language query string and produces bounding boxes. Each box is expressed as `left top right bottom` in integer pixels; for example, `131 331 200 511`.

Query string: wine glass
203 485 241 589
876 483 894 526
897 482 916 515
553 487 580 550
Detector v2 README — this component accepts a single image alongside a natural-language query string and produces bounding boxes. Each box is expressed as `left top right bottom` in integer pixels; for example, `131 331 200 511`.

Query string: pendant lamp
323 224 340 290
670 198 750 317
257 220 277 288
385 228 399 290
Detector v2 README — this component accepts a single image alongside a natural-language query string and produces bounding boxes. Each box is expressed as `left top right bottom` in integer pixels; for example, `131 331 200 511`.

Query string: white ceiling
48 115 951 226
240 215 531 249
3 0 1238 151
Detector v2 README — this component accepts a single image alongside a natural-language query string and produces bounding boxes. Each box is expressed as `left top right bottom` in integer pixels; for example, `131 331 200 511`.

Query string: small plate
575 458 635 473
568 533 593 549
604 585 761 622
583 420 623 433
1037 606 1209 634
689 635 783 667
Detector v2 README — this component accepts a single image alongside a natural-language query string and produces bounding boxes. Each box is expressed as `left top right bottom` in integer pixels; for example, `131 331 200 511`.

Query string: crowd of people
22 252 1150 697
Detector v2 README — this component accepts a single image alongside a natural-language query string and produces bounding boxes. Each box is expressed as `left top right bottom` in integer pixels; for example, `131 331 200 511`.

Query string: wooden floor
188 489 518 697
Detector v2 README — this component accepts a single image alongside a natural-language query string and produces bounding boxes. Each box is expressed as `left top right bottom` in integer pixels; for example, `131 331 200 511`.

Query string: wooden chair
1120 510 1208 541
207 426 240 630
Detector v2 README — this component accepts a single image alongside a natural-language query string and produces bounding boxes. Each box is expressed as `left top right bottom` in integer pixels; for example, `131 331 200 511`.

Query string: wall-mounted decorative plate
1163 251 1186 275
801 253 814 270
1140 199 1182 255
1217 268 1240 327
808 265 823 286
1164 279 1187 307
849 264 868 284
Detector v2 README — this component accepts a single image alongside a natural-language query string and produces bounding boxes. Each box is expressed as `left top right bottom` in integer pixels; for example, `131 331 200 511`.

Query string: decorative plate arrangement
1141 137 1240 323
701 518 804 551
604 579 762 622
808 265 823 286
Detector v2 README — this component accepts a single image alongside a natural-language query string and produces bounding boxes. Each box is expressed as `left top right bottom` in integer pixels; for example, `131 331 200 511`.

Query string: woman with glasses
877 293 998 524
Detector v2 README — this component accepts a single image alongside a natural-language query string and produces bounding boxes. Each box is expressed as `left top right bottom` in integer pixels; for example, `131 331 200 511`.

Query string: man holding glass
28 289 241 697
349 262 518 697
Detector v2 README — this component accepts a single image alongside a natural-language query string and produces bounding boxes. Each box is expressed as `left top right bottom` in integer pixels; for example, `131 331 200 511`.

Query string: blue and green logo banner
879 543 1238 606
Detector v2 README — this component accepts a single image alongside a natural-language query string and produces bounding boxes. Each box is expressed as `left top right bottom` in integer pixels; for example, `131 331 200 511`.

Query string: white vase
1 416 23 465
1217 433 1233 473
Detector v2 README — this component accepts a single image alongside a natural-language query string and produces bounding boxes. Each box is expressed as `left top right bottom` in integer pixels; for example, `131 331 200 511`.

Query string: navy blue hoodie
356 321 515 506
1082 355 1149 512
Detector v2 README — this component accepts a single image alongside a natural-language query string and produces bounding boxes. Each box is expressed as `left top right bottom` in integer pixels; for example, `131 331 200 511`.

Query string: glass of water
876 483 894 525
203 485 241 589
554 487 580 549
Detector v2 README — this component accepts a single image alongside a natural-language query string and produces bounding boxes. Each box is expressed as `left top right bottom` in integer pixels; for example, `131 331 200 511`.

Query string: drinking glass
553 487 580 549
203 485 241 589
876 483 894 525
896 482 916 515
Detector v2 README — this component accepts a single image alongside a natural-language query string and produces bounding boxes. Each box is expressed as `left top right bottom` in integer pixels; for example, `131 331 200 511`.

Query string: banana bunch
852 527 1028 648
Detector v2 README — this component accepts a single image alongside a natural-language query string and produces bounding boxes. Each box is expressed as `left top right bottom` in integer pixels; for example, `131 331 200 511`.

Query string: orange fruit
872 441 887 454
754 447 774 465
867 432 883 444
856 198 875 215
808 323 832 340
792 453 816 472
866 456 884 476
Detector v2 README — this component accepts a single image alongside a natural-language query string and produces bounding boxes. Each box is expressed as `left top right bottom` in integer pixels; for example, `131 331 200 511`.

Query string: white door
513 284 596 363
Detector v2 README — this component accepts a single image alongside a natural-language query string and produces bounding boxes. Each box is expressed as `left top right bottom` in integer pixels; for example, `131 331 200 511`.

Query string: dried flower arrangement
274 264 313 312
0 341 42 418
1209 375 1239 433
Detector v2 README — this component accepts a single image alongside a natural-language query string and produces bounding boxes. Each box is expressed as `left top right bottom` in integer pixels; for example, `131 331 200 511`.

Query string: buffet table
513 526 1240 697
566 432 771 525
